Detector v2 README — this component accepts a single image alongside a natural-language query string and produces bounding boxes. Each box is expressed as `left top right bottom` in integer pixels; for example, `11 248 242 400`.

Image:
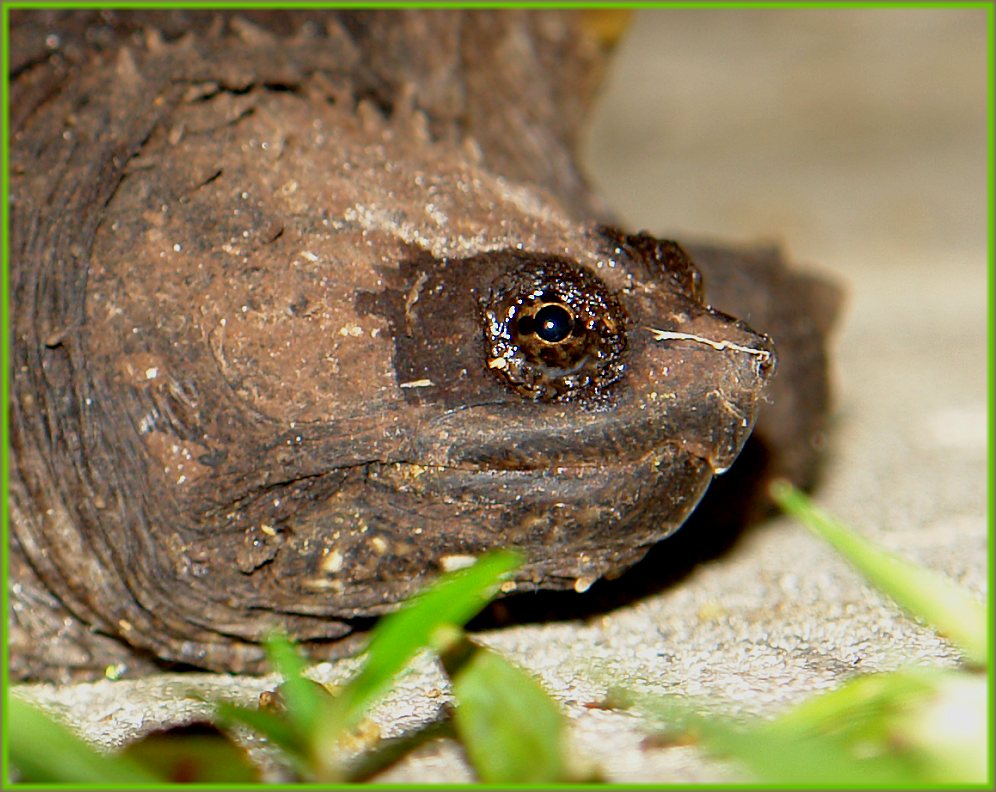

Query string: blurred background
585 7 987 275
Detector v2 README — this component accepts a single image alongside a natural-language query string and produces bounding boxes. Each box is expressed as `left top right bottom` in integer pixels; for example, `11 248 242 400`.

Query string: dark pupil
533 303 573 343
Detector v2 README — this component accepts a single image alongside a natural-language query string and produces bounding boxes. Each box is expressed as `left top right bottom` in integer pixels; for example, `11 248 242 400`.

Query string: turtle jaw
353 443 715 593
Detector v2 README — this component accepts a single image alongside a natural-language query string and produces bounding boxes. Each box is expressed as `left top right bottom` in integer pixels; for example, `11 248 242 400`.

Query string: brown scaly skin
8 10 840 681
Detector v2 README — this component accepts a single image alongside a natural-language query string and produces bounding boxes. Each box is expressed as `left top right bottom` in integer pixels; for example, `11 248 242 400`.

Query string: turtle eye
529 302 574 343
482 261 627 402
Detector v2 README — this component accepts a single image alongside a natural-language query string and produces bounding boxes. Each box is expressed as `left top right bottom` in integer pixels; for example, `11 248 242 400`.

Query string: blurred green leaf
693 712 925 785
211 552 522 782
306 550 522 778
443 634 573 783
769 479 988 666
323 550 522 733
771 666 937 741
769 667 988 785
9 696 162 783
120 722 259 783
614 680 940 785
895 669 989 783
264 633 324 736
215 699 307 757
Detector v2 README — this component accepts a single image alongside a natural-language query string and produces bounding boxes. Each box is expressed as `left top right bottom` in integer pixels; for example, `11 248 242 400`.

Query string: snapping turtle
8 10 840 681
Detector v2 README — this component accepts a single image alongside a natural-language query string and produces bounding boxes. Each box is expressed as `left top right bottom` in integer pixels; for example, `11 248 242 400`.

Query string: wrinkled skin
8 10 840 680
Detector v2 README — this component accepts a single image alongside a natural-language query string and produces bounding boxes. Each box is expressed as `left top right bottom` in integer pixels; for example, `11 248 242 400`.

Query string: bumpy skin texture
8 10 839 681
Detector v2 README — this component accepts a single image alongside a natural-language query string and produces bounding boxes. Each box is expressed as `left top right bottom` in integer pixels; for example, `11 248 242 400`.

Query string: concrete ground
12 8 989 782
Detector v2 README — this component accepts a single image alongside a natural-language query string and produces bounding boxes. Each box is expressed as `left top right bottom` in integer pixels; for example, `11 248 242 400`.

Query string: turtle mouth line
385 442 698 478
406 398 759 475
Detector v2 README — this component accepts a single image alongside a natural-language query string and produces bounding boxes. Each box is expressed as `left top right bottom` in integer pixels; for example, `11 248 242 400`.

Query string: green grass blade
768 667 989 785
770 666 938 741
613 677 982 785
306 550 522 780
264 632 322 735
325 549 522 732
215 700 307 757
9 696 163 783
445 637 571 783
770 480 988 666
693 714 925 785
